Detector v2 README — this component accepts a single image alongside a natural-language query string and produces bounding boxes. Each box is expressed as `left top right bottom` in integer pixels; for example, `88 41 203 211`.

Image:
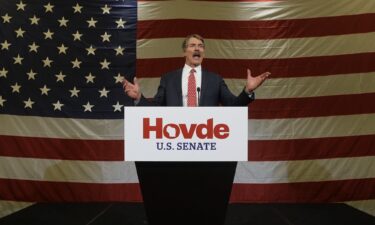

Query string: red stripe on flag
249 135 375 161
138 14 375 40
1 178 373 203
0 135 123 161
230 178 375 203
1 135 374 161
250 93 375 119
136 52 375 78
0 178 142 202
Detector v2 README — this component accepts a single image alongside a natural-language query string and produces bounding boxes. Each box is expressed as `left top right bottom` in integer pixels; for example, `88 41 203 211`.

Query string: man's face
183 37 205 67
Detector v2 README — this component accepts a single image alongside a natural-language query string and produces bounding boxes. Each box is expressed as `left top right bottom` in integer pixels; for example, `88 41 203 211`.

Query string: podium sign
124 107 248 161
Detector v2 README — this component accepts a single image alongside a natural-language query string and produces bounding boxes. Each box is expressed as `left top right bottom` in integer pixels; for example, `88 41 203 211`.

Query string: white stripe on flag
1 156 373 184
2 114 375 140
138 0 375 21
137 32 375 59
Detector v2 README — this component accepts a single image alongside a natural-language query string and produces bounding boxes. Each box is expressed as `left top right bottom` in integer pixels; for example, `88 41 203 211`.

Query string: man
123 34 270 106
123 34 271 225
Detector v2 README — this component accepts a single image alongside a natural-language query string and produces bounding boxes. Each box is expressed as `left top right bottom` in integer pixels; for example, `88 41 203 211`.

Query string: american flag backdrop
1 0 375 217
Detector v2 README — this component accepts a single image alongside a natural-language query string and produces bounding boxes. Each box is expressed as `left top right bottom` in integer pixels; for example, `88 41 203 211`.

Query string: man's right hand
123 77 141 101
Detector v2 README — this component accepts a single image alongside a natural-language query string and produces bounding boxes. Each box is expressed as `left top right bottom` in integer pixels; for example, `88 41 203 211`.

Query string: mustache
193 51 201 57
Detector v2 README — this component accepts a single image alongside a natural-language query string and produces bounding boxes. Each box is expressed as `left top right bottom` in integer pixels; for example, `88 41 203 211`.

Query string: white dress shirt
181 64 202 106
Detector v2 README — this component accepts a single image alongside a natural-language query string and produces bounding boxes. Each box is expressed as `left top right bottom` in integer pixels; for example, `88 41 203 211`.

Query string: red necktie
187 69 197 107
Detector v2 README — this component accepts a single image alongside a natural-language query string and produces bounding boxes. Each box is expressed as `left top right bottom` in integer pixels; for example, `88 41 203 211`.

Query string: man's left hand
246 69 270 92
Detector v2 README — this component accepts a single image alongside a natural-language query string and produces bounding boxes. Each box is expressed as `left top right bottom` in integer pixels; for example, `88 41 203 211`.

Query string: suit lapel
200 70 209 106
174 69 183 106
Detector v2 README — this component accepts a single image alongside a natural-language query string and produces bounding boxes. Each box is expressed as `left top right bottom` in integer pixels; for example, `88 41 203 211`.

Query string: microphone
196 87 201 106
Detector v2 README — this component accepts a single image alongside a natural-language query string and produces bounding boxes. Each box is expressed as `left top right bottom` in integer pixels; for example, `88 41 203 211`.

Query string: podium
125 107 248 225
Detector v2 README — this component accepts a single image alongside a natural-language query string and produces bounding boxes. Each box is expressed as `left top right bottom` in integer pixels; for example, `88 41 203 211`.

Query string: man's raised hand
246 69 270 92
123 77 141 101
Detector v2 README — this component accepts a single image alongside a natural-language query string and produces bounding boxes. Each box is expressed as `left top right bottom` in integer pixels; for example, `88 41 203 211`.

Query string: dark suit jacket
138 69 254 106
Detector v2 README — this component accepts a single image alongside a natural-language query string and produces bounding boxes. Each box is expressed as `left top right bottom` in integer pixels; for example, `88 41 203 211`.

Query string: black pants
135 162 237 225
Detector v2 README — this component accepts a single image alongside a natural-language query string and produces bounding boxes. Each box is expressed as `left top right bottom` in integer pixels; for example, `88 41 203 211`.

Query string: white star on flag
72 3 83 13
13 54 23 65
115 46 125 55
86 45 96 55
27 69 37 80
44 3 54 13
115 18 126 28
55 71 66 82
72 31 83 41
2 14 12 23
57 44 68 54
42 57 53 67
16 1 27 11
11 83 21 93
15 28 25 38
101 32 111 42
114 73 124 84
85 73 96 83
83 102 94 112
101 4 111 14
58 17 69 27
99 87 110 97
112 101 123 112
29 42 39 53
87 17 98 28
71 58 82 68
43 29 54 39
100 59 111 69
1 40 11 50
23 98 34 109
0 96 6 107
40 85 51 95
29 15 40 25
69 86 80 97
0 67 8 78
53 101 64 111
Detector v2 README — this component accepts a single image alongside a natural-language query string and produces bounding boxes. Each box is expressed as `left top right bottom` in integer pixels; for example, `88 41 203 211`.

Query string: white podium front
124 107 248 161
124 107 248 225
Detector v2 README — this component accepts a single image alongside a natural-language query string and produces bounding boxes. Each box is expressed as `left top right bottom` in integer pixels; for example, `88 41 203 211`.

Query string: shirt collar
183 64 202 73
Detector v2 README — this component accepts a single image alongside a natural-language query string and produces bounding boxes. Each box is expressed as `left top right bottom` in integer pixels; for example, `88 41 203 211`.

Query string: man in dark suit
122 34 270 225
123 34 270 106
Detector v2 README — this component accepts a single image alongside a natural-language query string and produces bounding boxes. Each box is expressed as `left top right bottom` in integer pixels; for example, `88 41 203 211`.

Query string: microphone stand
196 87 201 106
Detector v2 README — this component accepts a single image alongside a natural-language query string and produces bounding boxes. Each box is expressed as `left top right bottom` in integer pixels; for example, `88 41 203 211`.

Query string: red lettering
143 118 230 139
163 124 180 139
196 118 214 139
214 124 229 139
179 124 197 139
143 118 163 139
